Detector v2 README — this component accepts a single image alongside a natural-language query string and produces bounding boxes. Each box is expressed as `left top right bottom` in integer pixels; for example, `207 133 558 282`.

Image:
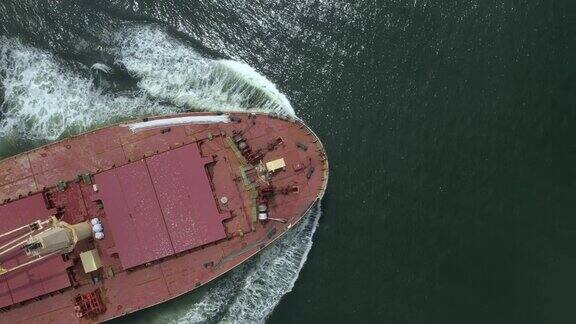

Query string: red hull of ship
0 112 328 323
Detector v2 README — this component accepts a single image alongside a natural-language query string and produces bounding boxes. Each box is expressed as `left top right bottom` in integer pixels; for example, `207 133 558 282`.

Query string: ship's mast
0 216 91 276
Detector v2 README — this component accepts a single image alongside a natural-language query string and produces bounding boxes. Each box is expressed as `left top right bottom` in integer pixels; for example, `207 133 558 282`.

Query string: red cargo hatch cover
0 194 72 308
94 160 175 269
95 143 225 269
147 144 226 253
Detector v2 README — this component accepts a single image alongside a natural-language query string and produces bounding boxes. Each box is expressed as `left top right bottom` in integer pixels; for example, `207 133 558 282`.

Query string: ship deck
0 112 328 323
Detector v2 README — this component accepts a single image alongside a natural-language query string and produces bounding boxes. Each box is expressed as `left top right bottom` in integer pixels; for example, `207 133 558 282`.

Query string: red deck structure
0 112 328 323
146 144 227 253
0 194 71 308
95 160 176 269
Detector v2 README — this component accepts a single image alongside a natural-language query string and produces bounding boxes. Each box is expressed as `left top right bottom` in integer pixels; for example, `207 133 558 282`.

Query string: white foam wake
110 25 294 116
0 36 169 142
0 26 319 323
171 205 321 324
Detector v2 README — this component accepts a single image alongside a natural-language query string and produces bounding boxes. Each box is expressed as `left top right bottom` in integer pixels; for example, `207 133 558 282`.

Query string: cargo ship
0 112 328 323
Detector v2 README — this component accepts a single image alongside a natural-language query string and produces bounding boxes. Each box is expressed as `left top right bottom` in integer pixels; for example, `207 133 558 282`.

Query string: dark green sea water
1 1 575 323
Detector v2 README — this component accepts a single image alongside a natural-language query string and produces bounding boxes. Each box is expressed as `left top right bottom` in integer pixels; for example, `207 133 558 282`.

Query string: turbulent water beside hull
160 205 322 324
110 25 294 116
0 26 320 323
0 35 169 143
0 24 295 145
